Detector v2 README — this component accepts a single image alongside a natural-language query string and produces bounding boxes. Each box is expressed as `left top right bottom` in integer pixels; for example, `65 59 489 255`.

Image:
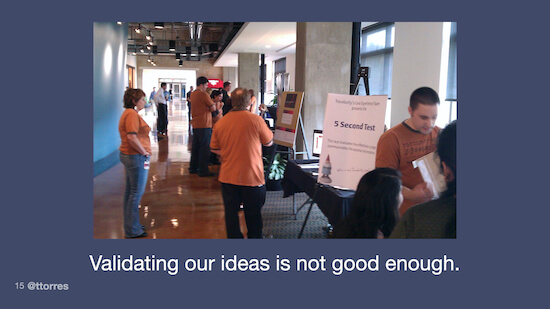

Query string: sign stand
297 183 321 239
352 66 370 95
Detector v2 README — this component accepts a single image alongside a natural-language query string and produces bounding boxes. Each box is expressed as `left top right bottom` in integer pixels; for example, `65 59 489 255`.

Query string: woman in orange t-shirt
118 88 151 238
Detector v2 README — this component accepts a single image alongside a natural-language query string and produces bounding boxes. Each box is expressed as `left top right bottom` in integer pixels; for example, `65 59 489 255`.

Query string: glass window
360 23 394 97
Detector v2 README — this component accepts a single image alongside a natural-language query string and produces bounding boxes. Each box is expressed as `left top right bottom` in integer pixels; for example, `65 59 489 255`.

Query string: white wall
390 22 445 127
285 53 296 91
141 68 197 96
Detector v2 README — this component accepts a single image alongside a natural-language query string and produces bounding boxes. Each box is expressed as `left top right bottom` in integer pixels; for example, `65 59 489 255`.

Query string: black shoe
125 232 148 238
189 169 198 174
198 172 216 177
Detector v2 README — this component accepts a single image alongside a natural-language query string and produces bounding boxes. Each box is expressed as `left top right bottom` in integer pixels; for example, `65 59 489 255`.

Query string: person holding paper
375 87 441 215
210 88 274 238
390 120 456 238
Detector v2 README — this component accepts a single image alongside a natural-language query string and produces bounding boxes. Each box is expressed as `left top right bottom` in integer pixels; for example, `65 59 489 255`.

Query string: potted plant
264 152 287 191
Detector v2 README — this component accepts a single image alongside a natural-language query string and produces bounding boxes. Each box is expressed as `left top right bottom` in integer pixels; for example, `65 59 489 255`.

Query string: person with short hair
149 87 156 103
375 87 441 215
210 87 274 238
119 88 151 238
221 81 232 115
154 82 168 135
186 86 194 126
390 120 457 238
189 77 217 177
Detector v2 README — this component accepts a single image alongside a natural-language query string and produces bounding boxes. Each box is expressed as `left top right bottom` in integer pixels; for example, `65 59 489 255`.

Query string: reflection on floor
93 99 247 239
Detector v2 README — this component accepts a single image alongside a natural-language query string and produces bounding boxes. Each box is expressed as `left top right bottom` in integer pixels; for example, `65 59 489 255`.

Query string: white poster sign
318 93 387 190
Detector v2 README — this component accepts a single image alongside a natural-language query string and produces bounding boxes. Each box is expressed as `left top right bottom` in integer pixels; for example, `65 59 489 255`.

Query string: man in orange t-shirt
211 88 273 238
375 87 441 215
189 76 217 177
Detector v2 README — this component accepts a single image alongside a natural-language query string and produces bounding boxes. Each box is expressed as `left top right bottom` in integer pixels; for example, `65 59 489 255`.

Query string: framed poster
273 91 304 148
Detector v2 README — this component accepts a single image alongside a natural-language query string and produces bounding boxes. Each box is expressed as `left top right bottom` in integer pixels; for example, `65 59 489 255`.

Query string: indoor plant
264 152 287 191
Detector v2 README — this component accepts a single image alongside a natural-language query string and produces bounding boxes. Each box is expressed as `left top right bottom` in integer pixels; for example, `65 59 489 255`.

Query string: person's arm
259 118 274 147
401 183 434 205
127 134 150 157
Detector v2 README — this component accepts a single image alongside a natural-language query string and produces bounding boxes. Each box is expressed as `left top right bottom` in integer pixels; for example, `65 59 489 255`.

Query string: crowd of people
118 82 456 239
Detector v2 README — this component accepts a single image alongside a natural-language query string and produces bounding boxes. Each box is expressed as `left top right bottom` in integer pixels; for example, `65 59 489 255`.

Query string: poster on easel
318 93 387 190
273 91 304 148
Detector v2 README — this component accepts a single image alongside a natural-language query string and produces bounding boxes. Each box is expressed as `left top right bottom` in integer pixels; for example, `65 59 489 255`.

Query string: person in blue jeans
118 88 151 238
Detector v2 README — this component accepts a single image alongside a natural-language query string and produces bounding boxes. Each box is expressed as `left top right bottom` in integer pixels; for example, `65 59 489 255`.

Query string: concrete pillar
238 53 259 93
223 67 238 88
295 22 352 157
390 22 445 127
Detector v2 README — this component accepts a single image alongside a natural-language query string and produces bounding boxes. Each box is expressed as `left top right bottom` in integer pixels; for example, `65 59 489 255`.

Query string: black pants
189 128 212 175
221 183 266 239
157 103 168 133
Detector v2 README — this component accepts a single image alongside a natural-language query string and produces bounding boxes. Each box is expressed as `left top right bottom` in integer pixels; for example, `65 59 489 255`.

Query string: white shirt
154 88 167 104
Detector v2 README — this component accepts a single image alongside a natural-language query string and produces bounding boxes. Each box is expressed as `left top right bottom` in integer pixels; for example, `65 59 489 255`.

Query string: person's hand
409 182 434 203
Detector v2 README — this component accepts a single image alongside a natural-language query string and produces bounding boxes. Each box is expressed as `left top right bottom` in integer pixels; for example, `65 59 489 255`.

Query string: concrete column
390 22 445 127
295 22 352 157
223 67 238 88
238 53 259 93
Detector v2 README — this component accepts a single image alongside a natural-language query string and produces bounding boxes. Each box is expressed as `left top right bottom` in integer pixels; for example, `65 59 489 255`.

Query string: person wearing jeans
189 76 217 177
118 88 151 238
120 153 149 237
210 87 274 238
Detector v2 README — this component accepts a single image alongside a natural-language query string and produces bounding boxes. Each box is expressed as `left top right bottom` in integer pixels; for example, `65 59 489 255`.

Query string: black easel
352 66 370 95
298 183 321 239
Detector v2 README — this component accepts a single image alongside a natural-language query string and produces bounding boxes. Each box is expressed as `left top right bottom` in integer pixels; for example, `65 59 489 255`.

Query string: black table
281 159 355 232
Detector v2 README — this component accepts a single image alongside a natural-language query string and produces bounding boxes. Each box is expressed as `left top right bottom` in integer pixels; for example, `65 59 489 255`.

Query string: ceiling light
148 40 154 46
265 45 271 48
154 22 164 29
146 45 151 50
117 22 122 25
140 48 145 53
179 60 183 67
176 53 180 61
134 25 141 33
146 32 152 41
169 40 176 51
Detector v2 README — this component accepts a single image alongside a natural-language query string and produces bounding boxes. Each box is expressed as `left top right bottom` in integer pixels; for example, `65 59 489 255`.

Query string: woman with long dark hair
333 168 403 238
119 88 151 238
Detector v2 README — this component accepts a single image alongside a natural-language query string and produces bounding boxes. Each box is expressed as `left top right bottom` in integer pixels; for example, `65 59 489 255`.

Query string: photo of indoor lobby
93 22 457 239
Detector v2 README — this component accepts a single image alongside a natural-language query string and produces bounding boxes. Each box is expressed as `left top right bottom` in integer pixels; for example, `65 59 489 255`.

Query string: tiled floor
93 99 246 239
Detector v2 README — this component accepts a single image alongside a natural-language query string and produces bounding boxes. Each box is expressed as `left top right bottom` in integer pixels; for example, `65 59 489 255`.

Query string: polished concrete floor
93 98 247 239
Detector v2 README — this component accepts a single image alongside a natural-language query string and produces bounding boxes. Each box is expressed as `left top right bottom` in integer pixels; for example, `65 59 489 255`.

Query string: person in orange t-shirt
375 87 441 215
189 76 217 177
118 88 151 238
211 88 273 238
